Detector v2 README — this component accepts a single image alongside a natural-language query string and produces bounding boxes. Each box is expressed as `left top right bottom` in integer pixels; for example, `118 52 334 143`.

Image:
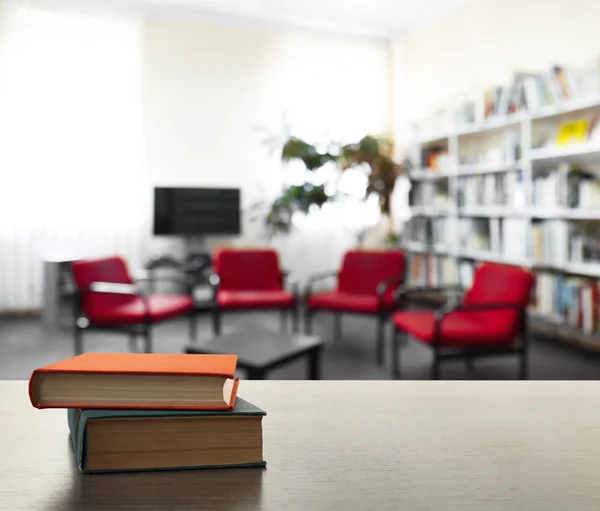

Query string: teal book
67 398 266 474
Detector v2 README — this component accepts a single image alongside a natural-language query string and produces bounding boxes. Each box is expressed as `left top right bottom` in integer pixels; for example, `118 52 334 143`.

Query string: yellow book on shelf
555 119 590 145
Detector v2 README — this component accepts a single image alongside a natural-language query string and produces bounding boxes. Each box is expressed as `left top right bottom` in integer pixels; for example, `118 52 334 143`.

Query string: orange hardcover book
29 353 239 411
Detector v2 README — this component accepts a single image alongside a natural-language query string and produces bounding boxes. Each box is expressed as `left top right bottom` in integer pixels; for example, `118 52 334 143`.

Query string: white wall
393 0 600 133
143 17 392 275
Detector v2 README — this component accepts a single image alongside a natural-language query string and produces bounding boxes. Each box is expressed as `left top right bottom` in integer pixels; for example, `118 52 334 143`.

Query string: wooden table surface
2 381 600 511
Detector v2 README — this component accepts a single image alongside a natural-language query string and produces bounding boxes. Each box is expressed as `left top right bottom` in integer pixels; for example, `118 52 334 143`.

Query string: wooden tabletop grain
2 381 600 511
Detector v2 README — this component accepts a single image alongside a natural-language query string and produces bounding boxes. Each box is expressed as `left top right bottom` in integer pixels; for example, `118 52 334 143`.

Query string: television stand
184 235 207 254
144 257 214 312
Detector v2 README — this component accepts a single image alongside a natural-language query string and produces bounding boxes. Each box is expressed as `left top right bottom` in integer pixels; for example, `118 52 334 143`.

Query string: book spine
67 409 87 472
67 408 77 450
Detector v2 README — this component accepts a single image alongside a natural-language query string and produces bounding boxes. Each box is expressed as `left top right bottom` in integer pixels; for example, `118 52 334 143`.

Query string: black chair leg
74 327 83 356
333 314 342 343
143 327 153 354
519 349 528 380
465 356 474 378
431 352 441 380
128 333 137 352
291 305 299 333
189 311 198 342
376 315 385 367
280 310 288 332
212 308 222 337
392 328 401 379
305 308 313 335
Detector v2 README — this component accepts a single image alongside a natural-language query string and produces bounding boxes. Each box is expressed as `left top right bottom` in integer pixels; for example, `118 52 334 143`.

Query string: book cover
555 119 590 146
30 353 239 410
68 398 267 474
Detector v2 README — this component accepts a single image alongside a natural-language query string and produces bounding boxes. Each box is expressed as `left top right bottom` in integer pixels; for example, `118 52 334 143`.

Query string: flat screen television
153 187 241 236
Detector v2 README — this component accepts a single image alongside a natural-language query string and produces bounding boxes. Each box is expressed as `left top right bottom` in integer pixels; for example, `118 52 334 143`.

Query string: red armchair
71 256 196 355
209 248 299 335
305 249 406 366
391 262 535 380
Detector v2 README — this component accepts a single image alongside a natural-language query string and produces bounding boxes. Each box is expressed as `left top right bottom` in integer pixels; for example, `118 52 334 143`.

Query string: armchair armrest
304 271 338 298
439 302 525 314
376 274 405 297
88 282 141 295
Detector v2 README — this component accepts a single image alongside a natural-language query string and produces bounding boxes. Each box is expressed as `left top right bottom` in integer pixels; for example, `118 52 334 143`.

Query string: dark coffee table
184 329 324 380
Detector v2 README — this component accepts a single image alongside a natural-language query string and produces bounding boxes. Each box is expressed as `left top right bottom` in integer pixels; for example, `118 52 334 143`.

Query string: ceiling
91 0 475 39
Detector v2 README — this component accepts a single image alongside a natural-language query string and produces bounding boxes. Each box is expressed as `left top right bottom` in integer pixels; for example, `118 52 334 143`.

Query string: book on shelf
427 255 461 287
407 256 472 290
502 219 528 261
406 253 460 288
406 217 453 247
555 118 591 145
68 397 266 474
569 222 600 265
411 55 600 138
532 220 569 265
29 353 239 411
458 218 490 252
457 169 525 208
458 131 521 168
533 273 600 334
536 113 600 151
490 218 502 253
532 219 600 267
420 146 450 171
409 181 451 208
532 164 600 209
409 255 427 283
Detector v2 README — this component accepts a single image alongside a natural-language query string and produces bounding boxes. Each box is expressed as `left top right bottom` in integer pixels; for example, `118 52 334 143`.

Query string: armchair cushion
338 250 406 302
463 262 534 306
213 248 284 291
86 294 194 325
461 262 535 340
307 291 393 314
391 310 517 348
217 290 294 310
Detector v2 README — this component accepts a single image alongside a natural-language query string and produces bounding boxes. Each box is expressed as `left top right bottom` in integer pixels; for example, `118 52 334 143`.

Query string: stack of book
28 353 266 474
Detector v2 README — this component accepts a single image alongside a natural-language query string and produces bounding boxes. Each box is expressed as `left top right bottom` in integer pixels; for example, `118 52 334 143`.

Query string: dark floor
2 309 600 380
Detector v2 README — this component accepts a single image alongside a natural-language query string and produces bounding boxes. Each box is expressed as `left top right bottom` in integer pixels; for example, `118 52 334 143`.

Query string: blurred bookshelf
404 58 600 352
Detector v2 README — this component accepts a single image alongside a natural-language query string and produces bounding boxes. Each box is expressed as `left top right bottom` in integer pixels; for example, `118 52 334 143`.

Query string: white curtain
0 2 146 311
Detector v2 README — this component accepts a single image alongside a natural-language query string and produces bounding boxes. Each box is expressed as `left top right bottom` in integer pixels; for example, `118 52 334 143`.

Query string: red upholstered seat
308 249 405 314
86 295 194 325
217 290 294 309
392 262 535 348
308 291 391 314
392 310 518 348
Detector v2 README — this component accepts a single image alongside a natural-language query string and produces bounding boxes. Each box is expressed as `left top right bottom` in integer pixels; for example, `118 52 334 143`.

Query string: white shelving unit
405 93 600 351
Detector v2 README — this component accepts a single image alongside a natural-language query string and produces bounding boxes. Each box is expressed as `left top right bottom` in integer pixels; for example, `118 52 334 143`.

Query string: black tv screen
153 187 241 236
